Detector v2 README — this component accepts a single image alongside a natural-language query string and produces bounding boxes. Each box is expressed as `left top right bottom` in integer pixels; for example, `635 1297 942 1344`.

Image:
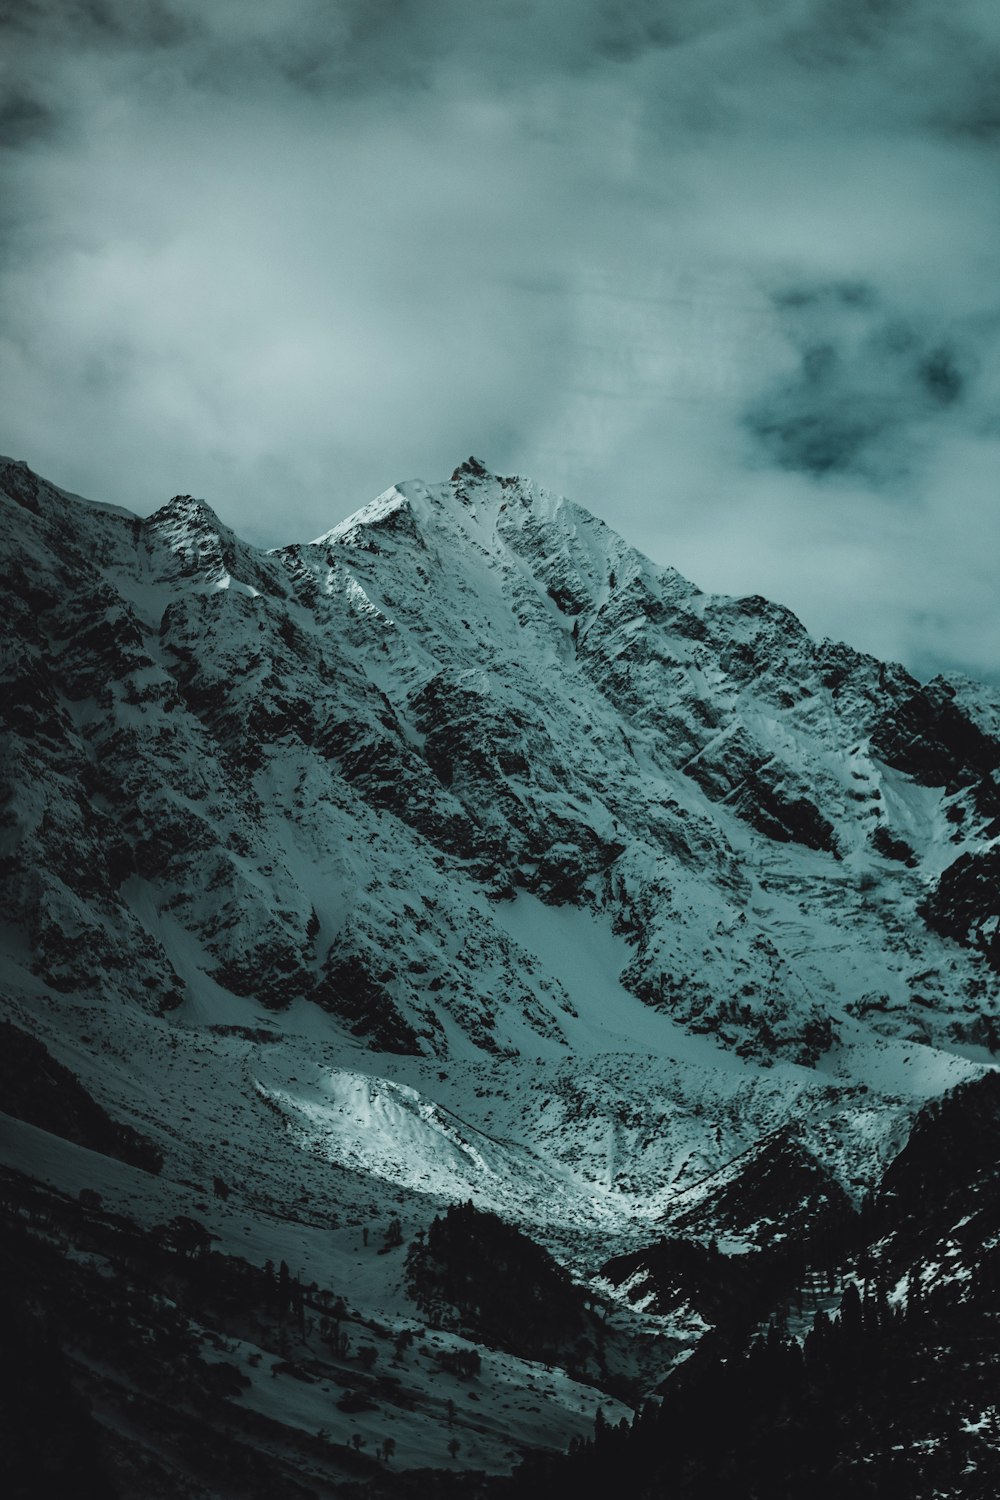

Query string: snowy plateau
2 453 1000 1496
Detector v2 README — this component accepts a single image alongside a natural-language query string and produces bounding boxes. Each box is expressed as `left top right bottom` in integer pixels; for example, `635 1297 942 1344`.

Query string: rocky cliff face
2 452 999 1480
3 453 997 1067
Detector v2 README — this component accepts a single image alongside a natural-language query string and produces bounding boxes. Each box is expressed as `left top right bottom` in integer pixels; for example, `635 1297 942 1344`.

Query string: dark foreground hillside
6 1076 1000 1498
495 1074 1000 1500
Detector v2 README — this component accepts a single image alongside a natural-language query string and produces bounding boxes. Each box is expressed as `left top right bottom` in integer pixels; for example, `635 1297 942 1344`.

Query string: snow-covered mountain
2 453 999 1489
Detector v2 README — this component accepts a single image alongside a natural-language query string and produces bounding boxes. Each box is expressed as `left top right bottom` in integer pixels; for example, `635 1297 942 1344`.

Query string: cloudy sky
3 1 999 681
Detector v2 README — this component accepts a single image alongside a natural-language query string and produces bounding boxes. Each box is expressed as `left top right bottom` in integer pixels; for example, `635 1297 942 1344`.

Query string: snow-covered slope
2 452 999 1479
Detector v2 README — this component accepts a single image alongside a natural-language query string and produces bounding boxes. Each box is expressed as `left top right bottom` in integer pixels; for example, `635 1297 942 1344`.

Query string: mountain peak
0 457 44 517
5 456 1000 1076
5 455 1000 1484
450 454 491 483
147 492 227 532
143 492 248 591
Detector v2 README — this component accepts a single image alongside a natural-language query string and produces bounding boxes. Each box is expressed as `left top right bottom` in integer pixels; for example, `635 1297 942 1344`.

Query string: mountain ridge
2 451 999 1483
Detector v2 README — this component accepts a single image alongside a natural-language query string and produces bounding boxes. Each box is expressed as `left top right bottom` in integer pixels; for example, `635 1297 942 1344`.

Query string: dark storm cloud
0 92 57 148
745 283 978 478
2 0 999 681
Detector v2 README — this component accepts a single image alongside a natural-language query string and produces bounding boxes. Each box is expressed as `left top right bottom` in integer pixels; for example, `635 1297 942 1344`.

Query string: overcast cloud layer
2 0 999 681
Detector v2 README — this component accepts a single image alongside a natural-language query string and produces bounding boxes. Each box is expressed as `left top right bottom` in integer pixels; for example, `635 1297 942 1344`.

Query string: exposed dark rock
877 1070 1000 1225
871 824 917 865
210 938 310 1013
0 458 41 514
601 1235 801 1332
315 952 423 1054
0 1021 163 1173
872 680 1000 801
665 1127 853 1251
920 846 1000 970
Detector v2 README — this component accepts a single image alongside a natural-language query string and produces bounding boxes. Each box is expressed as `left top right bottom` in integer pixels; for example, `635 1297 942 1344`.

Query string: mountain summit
2 454 999 1484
